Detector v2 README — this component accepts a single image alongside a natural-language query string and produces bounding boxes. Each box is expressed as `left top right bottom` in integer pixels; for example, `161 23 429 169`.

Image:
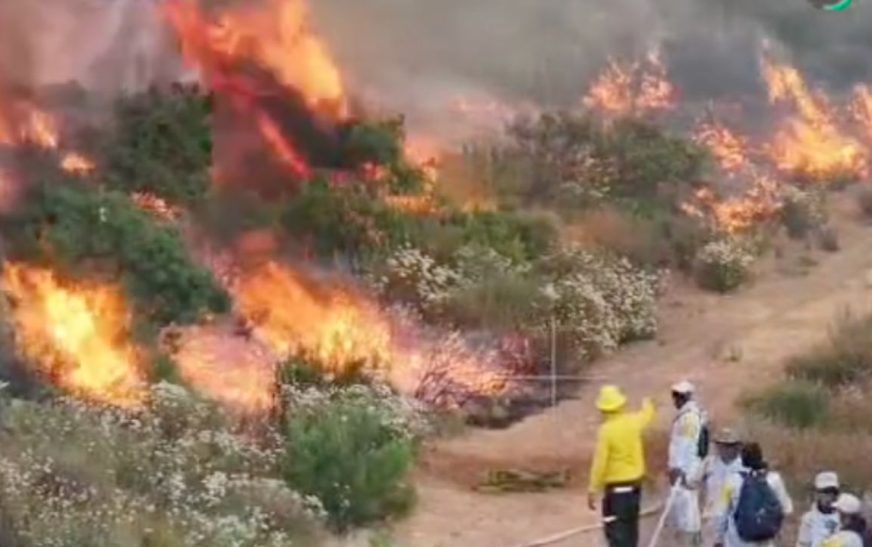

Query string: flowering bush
780 185 827 239
536 249 659 358
0 383 325 547
280 383 426 530
693 238 755 293
374 245 463 313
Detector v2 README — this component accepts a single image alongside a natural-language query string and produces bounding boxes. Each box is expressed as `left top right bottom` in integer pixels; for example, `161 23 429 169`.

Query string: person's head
833 493 864 530
671 380 694 409
740 442 767 471
813 472 840 513
713 428 742 463
596 385 627 417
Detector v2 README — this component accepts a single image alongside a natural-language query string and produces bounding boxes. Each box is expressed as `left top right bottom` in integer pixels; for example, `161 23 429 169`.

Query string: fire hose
514 484 679 547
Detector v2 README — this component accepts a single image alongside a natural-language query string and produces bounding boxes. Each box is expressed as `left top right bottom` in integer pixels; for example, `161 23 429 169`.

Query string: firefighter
588 385 655 547
668 380 706 546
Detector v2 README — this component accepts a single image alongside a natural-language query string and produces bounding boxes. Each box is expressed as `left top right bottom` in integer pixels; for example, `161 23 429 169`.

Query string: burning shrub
102 85 212 206
3 183 229 326
693 238 755 293
280 383 424 530
0 384 326 546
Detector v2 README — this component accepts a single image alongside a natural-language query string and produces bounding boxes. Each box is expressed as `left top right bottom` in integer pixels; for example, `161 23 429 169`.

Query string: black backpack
733 470 784 542
696 413 710 459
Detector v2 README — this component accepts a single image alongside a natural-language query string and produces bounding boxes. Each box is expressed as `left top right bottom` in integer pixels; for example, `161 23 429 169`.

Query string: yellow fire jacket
588 398 656 494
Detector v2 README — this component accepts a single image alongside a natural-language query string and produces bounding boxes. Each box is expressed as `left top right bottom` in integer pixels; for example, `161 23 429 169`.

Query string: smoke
0 0 184 95
0 0 870 145
311 0 872 136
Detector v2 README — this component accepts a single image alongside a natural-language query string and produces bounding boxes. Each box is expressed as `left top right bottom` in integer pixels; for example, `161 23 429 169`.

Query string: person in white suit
668 380 705 546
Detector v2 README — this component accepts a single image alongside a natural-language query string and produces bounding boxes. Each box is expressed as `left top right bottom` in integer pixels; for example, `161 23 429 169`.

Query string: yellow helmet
596 385 627 412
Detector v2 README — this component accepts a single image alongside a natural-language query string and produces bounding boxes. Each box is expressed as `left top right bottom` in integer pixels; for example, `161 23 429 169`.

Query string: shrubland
743 313 872 492
0 84 806 542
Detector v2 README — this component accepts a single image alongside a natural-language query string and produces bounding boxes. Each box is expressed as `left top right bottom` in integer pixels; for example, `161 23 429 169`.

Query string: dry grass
746 421 872 494
564 207 671 267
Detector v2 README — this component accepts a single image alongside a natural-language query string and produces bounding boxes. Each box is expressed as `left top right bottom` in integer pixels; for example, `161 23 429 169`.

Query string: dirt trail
394 196 872 547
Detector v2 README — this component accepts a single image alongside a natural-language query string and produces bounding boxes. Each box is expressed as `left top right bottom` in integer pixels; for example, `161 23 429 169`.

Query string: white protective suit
692 454 744 543
797 505 840 547
668 400 705 536
715 470 794 547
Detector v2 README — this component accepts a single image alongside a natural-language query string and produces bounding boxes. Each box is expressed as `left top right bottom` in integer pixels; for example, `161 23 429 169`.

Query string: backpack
696 410 710 459
733 470 784 542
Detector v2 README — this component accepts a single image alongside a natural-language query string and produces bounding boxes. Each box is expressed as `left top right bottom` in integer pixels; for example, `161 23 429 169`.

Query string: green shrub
693 238 754 293
504 112 707 213
745 381 830 430
780 187 827 240
3 183 229 326
281 387 418 530
102 85 212 205
786 315 872 388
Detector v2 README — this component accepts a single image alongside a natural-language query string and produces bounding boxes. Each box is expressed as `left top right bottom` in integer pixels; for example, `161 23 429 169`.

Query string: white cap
671 381 695 395
834 493 862 515
814 471 839 490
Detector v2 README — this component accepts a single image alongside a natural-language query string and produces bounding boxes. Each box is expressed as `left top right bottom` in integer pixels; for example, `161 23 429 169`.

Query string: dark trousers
602 483 641 547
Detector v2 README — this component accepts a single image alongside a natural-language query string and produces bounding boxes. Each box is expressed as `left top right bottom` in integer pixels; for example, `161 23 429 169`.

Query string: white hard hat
814 471 840 490
671 380 695 395
834 493 862 515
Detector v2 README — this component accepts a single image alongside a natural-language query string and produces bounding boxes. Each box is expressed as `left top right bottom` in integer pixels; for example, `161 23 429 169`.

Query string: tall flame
761 56 867 182
162 0 348 176
1 263 145 407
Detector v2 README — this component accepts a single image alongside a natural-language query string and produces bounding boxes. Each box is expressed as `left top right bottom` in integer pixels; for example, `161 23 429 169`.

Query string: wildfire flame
163 323 277 413
0 97 95 176
162 0 348 178
1 263 146 407
851 84 872 143
131 191 180 221
59 152 96 176
761 55 867 182
225 260 519 408
232 261 393 372
682 176 783 234
694 120 750 174
583 49 676 117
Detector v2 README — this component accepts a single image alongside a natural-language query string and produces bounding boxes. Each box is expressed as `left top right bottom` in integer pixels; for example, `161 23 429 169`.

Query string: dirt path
393 196 872 547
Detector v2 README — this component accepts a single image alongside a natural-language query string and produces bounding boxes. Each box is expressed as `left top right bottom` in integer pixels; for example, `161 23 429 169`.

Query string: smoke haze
1 0 870 133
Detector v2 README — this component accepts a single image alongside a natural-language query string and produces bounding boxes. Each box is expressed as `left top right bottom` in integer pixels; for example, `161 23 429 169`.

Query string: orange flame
682 175 783 234
60 152 96 175
694 120 749 174
0 100 60 149
228 260 515 406
232 261 393 373
851 84 872 142
131 191 180 222
584 49 676 117
1 263 145 407
164 323 277 413
162 0 347 118
761 56 867 182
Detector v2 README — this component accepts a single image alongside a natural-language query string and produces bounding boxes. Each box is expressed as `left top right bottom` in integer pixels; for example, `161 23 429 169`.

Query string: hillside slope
394 193 872 547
